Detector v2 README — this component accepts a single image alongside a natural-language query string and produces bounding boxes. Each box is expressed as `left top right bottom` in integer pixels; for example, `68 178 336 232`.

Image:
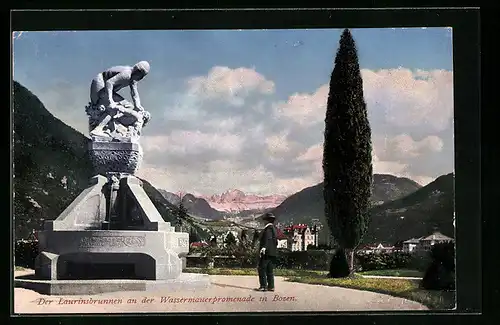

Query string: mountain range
159 188 286 219
158 190 224 220
12 81 208 240
201 189 287 213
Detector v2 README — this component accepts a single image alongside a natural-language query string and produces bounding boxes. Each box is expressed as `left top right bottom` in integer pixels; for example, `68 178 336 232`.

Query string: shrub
276 250 333 270
430 241 455 272
15 239 38 269
422 242 455 290
186 256 210 268
409 251 433 272
355 251 413 271
329 249 350 278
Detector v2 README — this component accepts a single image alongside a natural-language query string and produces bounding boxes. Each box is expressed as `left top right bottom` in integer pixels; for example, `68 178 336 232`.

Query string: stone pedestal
88 140 143 175
15 140 210 295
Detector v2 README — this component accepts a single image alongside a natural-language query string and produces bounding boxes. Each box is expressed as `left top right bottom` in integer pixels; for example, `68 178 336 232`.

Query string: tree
189 228 200 243
240 229 248 244
224 231 237 247
175 195 189 232
322 29 373 276
209 235 218 247
251 230 260 247
422 242 455 290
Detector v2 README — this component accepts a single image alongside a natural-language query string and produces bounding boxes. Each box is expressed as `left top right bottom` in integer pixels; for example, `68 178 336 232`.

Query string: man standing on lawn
256 212 278 292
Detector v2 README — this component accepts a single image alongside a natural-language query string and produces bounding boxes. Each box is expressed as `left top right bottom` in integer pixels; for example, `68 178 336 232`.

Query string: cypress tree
322 29 373 275
224 231 237 247
176 195 189 232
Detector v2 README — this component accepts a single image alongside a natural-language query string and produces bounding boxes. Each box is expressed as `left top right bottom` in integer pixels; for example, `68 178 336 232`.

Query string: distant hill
12 81 207 240
272 174 422 223
370 174 422 204
364 173 454 244
158 190 182 206
271 173 453 245
159 190 223 220
271 174 427 244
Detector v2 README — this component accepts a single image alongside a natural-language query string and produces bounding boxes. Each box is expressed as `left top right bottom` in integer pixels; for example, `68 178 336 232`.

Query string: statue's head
132 61 150 81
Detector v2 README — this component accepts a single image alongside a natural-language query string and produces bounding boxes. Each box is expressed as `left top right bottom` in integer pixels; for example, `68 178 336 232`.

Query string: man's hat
262 212 276 222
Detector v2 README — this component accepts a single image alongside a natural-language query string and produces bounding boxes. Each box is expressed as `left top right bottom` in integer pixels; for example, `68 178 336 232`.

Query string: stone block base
15 273 210 295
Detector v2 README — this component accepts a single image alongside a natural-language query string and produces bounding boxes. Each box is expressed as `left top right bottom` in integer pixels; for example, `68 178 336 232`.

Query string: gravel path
14 271 427 313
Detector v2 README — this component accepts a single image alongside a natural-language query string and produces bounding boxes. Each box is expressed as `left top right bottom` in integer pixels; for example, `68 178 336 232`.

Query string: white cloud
138 162 296 196
203 116 243 132
362 68 453 131
296 141 440 187
372 152 408 175
375 134 444 160
411 175 435 186
297 143 322 162
186 66 275 105
141 131 245 156
265 131 292 155
273 68 453 132
274 84 329 126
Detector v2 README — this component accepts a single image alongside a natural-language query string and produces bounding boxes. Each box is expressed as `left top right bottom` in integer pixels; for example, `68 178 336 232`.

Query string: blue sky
13 28 454 196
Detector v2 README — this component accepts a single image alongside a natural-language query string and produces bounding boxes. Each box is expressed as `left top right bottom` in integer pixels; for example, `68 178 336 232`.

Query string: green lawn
186 267 454 310
286 276 454 310
358 269 424 277
185 267 327 277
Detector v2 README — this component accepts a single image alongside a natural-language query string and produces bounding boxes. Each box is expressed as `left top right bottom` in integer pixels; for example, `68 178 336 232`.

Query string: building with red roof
190 241 209 248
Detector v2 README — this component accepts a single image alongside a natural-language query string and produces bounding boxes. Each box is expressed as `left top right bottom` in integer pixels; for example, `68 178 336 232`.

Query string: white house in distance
417 231 454 251
277 224 319 251
358 243 395 254
403 231 454 253
402 238 421 253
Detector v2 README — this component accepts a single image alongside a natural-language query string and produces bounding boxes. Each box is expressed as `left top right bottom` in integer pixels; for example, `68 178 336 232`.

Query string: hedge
15 239 38 269
187 250 430 272
187 249 334 270
355 252 413 271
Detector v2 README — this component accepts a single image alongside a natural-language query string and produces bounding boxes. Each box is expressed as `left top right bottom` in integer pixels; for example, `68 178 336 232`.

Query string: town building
280 224 319 251
190 241 209 249
417 231 454 251
402 231 454 253
402 238 421 253
357 243 395 254
276 228 289 249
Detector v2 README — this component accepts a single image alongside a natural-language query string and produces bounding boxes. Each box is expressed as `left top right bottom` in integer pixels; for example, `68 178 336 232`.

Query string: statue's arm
105 72 128 105
130 81 142 109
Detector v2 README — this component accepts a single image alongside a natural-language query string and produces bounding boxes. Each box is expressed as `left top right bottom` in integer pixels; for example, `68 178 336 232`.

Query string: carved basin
88 140 143 175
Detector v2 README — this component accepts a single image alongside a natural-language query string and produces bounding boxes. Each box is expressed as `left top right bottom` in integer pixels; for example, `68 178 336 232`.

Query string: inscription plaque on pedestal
79 235 146 248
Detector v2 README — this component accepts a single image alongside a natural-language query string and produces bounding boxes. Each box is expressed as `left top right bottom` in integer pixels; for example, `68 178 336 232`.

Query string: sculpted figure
90 61 150 109
86 61 151 139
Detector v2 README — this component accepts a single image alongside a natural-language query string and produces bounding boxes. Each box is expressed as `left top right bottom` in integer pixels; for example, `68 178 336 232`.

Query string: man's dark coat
259 224 278 257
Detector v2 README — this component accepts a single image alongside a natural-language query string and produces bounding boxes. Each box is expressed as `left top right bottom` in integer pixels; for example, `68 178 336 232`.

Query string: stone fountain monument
16 61 210 295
